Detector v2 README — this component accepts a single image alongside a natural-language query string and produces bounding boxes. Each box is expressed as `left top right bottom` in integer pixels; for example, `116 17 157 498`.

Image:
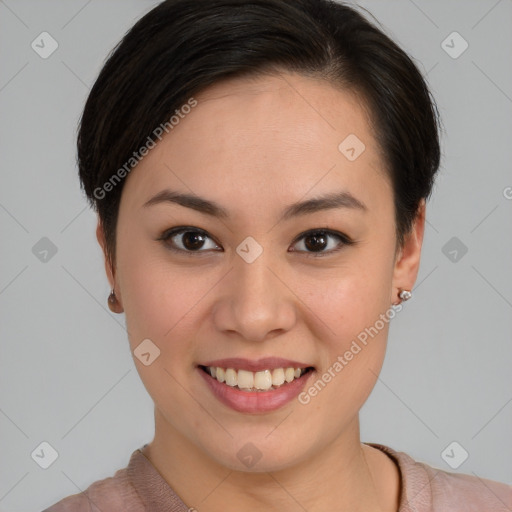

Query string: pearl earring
399 289 412 301
392 288 412 306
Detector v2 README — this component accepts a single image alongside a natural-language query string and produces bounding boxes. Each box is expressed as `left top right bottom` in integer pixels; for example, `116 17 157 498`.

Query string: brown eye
158 226 354 257
290 229 354 257
159 227 221 253
179 231 207 251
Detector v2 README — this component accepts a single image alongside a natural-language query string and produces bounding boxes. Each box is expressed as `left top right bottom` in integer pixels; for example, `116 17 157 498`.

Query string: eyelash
157 226 356 258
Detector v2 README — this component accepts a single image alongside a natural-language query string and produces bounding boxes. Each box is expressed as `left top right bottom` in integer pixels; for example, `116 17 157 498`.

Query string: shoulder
367 443 512 511
423 462 512 510
42 459 143 512
43 447 191 512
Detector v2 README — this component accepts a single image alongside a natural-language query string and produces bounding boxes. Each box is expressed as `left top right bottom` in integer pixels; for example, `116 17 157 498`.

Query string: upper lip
200 357 313 372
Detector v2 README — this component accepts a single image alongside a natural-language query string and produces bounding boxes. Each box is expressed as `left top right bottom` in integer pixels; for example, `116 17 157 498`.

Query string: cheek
116 241 178 342
122 269 194 343
117 245 222 358
293 242 395 407
116 249 205 417
294 248 394 342
298 273 392 425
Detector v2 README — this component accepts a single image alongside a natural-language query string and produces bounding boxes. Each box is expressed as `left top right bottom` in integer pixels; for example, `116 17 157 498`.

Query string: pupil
183 231 205 250
305 232 327 252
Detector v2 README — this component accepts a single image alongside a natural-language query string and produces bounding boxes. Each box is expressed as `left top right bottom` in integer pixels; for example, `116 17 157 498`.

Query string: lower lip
198 367 314 413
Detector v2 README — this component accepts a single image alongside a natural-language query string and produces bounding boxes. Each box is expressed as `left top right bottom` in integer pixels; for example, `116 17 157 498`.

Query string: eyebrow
142 188 367 221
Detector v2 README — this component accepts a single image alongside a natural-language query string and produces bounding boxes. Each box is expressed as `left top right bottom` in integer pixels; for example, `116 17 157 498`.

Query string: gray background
0 0 511 510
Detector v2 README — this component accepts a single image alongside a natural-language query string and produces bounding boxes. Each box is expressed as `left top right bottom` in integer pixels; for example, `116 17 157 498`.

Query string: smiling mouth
198 365 314 392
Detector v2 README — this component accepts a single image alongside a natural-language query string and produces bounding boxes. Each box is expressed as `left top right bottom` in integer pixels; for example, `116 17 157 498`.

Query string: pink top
43 443 512 511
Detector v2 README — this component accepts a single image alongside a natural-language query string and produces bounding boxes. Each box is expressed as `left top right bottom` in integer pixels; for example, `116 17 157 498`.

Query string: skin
96 71 425 511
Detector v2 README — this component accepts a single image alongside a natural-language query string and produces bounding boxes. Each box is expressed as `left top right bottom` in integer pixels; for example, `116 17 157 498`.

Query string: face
99 71 424 472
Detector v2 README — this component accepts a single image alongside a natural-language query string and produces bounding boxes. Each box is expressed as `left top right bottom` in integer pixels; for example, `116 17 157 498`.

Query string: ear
390 199 426 304
96 217 115 289
96 217 124 313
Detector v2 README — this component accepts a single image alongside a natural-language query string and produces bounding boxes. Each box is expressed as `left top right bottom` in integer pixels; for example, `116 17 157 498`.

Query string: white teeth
271 368 285 386
254 370 272 390
225 368 237 387
216 367 225 383
284 367 295 383
237 369 254 390
204 365 309 391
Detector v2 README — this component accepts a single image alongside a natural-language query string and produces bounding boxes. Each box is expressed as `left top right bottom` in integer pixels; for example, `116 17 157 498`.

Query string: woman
44 0 512 510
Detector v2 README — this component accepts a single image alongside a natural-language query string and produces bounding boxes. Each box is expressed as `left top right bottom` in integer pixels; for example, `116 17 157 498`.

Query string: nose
212 249 297 343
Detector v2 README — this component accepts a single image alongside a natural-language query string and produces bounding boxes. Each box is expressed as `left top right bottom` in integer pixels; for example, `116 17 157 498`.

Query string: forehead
120 71 391 217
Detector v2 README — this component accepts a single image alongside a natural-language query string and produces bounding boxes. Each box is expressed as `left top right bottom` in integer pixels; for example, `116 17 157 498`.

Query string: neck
142 408 399 512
